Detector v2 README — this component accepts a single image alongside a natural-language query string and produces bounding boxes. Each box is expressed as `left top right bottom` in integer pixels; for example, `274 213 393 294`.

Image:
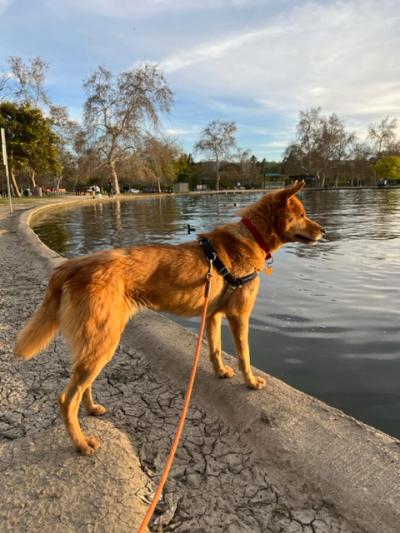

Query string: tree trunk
156 178 161 194
215 158 220 191
55 176 63 191
10 168 21 197
109 159 120 195
30 169 37 188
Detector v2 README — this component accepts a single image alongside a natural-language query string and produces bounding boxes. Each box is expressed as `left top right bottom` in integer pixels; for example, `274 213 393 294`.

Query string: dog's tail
14 268 65 360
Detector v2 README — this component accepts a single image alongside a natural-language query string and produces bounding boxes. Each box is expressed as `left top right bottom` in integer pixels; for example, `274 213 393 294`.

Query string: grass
0 194 75 206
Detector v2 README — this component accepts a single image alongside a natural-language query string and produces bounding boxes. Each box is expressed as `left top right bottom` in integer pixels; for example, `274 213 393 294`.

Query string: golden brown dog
15 181 323 455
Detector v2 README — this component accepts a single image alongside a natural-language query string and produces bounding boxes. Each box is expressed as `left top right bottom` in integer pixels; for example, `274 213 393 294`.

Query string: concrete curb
15 199 400 532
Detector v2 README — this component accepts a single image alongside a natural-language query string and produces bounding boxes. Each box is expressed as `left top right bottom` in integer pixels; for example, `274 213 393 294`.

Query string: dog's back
14 250 129 360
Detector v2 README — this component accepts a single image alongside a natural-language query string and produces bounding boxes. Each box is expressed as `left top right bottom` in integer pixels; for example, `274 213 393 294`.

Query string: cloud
0 0 13 15
57 0 265 18
160 24 287 73
160 0 400 132
3 0 399 159
165 127 194 136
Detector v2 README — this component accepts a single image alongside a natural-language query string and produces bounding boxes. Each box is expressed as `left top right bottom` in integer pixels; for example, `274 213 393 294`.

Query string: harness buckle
208 258 214 276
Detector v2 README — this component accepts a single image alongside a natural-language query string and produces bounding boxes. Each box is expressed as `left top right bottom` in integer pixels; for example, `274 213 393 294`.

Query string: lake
32 189 400 438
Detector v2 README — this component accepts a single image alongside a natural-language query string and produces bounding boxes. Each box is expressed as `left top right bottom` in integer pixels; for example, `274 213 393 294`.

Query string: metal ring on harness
198 237 258 289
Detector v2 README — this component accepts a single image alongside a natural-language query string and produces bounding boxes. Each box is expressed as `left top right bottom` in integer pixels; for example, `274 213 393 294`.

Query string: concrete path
1 199 399 532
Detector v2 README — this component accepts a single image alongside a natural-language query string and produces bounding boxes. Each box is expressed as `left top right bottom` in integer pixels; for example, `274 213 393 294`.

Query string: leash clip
205 259 213 297
265 253 273 276
208 258 214 276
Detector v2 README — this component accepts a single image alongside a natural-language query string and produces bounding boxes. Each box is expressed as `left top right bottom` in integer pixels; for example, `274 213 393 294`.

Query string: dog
15 181 323 455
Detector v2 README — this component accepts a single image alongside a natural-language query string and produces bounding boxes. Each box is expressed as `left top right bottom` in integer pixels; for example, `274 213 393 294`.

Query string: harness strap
199 237 258 289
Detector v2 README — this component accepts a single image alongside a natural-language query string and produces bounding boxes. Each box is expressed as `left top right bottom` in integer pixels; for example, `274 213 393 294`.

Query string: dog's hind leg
82 385 106 416
227 313 266 390
58 335 121 455
58 274 136 454
206 312 235 378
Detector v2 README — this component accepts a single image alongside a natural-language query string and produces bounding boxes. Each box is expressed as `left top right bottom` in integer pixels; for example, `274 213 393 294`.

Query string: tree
49 105 82 190
373 156 400 182
235 150 260 187
0 102 61 196
0 71 10 99
283 108 355 187
7 56 50 107
139 136 180 193
349 142 375 186
175 153 200 188
368 117 398 155
83 64 173 195
195 120 237 190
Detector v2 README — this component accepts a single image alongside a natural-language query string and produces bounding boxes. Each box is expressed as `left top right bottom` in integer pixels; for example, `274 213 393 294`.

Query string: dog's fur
15 181 323 455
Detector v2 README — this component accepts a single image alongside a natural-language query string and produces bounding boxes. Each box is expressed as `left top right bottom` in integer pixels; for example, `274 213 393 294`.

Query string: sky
0 0 399 160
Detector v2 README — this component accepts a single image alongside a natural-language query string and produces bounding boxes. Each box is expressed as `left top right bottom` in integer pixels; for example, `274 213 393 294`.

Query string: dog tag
265 253 273 276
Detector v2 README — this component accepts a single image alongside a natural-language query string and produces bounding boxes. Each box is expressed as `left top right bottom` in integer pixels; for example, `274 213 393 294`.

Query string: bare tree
234 149 260 187
284 108 355 187
49 105 83 190
195 120 237 190
83 64 173 195
7 56 50 107
0 70 11 99
368 117 398 154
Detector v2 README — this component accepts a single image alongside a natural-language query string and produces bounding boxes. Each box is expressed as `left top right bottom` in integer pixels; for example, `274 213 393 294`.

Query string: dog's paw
218 365 235 379
88 404 107 416
77 435 101 456
248 376 266 390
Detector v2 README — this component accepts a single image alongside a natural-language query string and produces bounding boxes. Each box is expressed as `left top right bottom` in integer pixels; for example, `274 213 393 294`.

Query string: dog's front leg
206 312 235 379
227 313 266 390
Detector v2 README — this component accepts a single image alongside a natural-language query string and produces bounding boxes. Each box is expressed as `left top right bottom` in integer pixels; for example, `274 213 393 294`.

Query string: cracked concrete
1 199 400 532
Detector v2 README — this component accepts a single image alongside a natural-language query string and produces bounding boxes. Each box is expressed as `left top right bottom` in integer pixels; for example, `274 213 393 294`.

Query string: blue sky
1 0 399 160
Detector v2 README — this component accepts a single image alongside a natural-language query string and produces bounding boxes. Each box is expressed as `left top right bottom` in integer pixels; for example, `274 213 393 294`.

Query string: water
32 189 400 438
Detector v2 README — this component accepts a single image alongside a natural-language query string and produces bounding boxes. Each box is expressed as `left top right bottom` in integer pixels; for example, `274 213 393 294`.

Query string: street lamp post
1 128 13 214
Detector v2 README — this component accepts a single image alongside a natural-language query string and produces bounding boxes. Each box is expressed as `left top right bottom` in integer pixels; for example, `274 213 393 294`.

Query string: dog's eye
300 213 305 218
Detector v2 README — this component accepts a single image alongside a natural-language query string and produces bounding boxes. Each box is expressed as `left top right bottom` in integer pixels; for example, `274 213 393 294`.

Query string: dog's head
272 181 324 245
239 181 324 250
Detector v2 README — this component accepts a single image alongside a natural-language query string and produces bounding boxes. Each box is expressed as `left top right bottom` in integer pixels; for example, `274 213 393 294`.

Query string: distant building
263 173 286 188
173 182 189 193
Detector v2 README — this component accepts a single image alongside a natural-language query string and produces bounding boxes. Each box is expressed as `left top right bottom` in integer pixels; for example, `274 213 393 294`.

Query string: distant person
107 180 113 198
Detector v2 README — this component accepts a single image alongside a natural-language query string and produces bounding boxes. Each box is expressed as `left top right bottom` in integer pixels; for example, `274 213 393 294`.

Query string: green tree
175 153 200 188
373 156 400 182
139 136 180 193
0 102 61 196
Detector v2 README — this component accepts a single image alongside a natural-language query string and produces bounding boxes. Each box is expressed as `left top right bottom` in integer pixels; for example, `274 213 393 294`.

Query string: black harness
199 237 258 289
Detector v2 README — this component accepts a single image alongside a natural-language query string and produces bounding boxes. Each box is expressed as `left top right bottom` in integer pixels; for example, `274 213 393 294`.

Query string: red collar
241 218 272 260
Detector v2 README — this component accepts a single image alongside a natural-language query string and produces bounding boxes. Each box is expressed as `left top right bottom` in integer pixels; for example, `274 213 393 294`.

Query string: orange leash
138 264 213 533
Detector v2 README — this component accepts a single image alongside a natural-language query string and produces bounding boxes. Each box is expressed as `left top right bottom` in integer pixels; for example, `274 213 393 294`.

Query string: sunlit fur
15 181 323 455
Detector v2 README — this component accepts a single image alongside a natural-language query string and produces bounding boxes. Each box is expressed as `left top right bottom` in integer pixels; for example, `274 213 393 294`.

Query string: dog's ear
277 180 305 203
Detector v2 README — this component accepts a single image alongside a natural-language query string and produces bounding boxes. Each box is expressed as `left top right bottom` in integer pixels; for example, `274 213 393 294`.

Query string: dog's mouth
294 233 320 245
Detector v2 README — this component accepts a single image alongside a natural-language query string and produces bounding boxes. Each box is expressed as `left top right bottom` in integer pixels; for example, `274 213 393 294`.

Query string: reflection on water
33 189 400 438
